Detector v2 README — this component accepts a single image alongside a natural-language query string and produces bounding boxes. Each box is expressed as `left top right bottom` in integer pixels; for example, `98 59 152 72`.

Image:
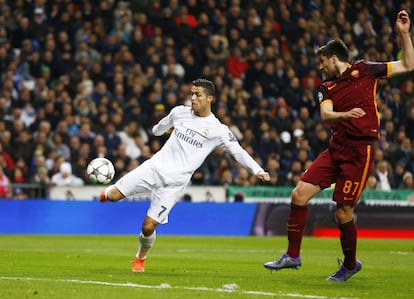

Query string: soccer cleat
130 258 146 272
264 253 302 270
327 259 362 282
99 190 107 203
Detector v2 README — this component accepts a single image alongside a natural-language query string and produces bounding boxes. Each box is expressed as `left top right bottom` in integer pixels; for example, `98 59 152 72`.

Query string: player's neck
338 62 350 76
193 109 211 117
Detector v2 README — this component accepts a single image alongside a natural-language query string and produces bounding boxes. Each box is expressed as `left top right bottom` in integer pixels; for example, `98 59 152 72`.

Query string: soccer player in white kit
100 78 270 272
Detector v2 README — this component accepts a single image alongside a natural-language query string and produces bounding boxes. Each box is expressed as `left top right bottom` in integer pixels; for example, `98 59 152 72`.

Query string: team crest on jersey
351 70 360 78
203 129 209 137
228 132 237 142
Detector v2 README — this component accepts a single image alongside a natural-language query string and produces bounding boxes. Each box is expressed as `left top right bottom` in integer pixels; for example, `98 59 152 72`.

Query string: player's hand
256 171 270 182
396 10 410 34
344 108 366 120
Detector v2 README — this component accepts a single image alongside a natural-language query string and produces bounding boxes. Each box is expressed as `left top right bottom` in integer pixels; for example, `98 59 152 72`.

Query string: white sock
136 231 156 259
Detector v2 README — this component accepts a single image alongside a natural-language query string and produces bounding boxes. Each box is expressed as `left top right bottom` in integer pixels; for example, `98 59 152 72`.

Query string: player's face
319 55 339 80
190 85 212 117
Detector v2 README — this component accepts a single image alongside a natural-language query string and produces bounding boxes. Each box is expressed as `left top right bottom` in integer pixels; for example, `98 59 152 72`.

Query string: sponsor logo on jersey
327 83 337 90
175 128 203 148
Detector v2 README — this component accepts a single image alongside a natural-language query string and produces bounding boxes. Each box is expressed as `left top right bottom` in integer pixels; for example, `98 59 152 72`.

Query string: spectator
32 7 49 45
0 166 12 198
11 16 33 49
390 137 413 168
374 160 395 191
260 61 279 101
8 158 26 196
0 0 413 195
0 142 14 174
51 132 71 161
401 79 414 110
352 11 377 48
226 47 249 79
264 153 283 186
398 172 414 190
273 104 293 134
31 166 50 198
205 34 229 73
129 28 148 62
78 121 95 145
102 122 121 158
281 76 303 115
393 162 406 189
309 122 330 156
50 162 84 187
285 160 303 187
219 167 234 187
257 127 281 163
173 5 197 47
365 175 378 190
405 107 414 140
13 129 34 164
234 167 251 186
161 54 185 80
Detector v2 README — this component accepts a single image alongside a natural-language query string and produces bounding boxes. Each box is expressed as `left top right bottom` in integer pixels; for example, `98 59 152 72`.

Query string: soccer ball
87 157 115 184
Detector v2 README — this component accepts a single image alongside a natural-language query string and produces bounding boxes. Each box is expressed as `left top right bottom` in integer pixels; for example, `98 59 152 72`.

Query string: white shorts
114 160 188 224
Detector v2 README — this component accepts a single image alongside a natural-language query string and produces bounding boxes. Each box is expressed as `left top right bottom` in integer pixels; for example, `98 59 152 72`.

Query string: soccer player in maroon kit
264 10 414 281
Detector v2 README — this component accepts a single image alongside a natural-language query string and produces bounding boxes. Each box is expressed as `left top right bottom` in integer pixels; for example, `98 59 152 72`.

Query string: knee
335 209 346 223
335 208 353 224
142 221 157 236
291 181 320 206
291 186 308 206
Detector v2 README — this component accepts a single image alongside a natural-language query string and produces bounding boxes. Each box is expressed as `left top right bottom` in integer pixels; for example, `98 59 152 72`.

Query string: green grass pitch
0 235 413 299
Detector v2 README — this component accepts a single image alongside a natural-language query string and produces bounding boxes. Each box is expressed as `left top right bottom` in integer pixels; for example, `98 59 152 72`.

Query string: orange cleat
130 258 146 272
100 190 107 203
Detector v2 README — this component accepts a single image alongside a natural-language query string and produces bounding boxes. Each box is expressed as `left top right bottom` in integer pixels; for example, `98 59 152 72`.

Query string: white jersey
151 105 264 185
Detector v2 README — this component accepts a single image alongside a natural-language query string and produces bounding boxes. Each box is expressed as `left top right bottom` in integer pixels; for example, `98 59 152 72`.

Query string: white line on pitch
0 276 358 299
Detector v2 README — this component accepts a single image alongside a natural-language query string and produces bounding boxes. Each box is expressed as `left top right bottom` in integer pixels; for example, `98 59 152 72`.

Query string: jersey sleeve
219 125 264 175
152 107 176 136
317 85 330 105
365 61 389 78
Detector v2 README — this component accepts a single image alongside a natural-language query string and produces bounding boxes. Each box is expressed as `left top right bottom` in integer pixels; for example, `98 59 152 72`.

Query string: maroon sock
286 203 308 258
339 219 357 269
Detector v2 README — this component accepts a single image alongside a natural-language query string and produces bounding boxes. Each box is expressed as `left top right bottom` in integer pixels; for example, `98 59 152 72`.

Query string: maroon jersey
302 60 391 205
317 60 390 142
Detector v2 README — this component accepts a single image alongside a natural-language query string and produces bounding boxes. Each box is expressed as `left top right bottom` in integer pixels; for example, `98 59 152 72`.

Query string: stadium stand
0 0 414 198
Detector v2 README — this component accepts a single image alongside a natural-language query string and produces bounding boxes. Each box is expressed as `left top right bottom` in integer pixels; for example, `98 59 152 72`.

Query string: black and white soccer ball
87 157 115 184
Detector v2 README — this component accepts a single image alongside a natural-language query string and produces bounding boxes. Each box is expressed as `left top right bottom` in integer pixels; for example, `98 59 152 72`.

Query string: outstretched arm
391 10 414 75
225 142 270 182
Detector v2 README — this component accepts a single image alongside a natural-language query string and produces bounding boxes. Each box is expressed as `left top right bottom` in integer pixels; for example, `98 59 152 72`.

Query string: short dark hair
317 39 349 62
192 78 215 97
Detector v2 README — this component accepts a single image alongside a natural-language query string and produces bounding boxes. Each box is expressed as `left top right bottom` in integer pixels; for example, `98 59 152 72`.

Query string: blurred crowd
1 0 414 199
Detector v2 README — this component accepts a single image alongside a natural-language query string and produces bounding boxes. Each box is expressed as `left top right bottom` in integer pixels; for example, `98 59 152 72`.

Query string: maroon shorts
301 140 375 206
